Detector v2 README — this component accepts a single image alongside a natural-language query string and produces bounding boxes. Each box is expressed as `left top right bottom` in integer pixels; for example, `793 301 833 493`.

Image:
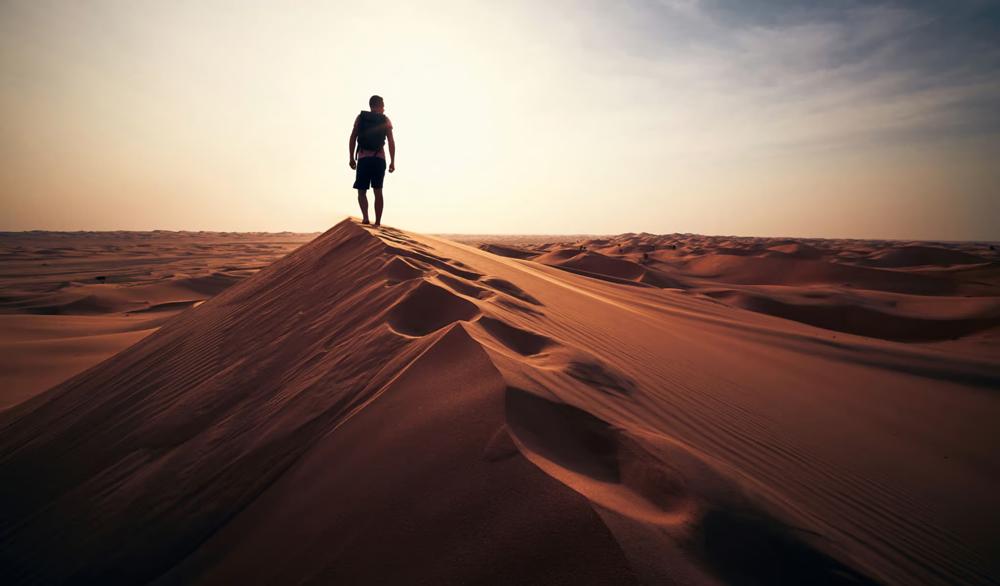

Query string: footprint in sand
387 281 481 336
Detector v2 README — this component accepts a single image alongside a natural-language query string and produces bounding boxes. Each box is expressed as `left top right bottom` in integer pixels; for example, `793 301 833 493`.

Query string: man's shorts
353 156 386 189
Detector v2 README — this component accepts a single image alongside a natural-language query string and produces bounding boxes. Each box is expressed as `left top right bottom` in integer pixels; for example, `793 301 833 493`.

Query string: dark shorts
353 156 386 190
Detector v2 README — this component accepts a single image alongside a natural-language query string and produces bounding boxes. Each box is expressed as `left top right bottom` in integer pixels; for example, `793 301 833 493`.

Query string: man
349 95 395 227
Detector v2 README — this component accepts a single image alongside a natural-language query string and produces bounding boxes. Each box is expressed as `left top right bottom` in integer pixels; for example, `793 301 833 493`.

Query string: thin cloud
554 0 1000 154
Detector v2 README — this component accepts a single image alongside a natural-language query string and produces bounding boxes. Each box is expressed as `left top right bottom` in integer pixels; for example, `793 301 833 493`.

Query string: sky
1 0 998 239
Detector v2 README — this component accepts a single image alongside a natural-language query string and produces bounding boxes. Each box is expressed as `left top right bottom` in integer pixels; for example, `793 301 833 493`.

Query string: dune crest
1 219 997 585
470 232 1000 352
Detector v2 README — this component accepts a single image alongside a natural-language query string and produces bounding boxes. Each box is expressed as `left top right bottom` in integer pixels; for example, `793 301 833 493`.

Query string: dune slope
1 219 997 585
472 233 1000 353
0 231 315 408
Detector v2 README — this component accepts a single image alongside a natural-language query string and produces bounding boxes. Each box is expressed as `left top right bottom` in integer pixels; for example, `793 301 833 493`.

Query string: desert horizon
3 2 999 240
3 1 1000 584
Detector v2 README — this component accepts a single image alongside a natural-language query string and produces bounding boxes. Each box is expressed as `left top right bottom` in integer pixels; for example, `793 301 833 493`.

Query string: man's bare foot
373 222 381 228
361 219 370 225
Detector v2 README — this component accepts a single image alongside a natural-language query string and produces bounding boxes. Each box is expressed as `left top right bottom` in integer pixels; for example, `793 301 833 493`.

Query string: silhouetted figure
349 95 395 227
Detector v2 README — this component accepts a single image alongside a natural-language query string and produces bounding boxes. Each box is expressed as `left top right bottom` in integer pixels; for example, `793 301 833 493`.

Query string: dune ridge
1 219 997 585
471 232 1000 354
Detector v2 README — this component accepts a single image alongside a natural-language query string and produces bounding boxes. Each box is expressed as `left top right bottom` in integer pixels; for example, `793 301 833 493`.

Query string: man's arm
348 116 359 169
386 127 395 173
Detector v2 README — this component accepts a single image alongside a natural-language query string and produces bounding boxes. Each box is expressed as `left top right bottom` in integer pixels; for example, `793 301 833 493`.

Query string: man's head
369 95 385 113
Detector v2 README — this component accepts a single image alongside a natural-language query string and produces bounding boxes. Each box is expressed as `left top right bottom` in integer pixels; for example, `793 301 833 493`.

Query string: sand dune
707 288 999 342
462 232 1000 353
857 245 992 268
0 231 315 408
1 219 997 584
0 314 167 409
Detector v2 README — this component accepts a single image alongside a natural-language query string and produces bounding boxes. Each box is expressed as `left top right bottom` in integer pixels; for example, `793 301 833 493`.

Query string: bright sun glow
1 0 998 239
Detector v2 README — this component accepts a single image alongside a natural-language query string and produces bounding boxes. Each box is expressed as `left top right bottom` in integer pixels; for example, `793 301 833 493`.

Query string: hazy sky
2 0 998 239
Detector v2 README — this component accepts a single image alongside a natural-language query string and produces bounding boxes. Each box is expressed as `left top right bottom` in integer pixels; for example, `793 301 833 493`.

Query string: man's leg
373 188 383 226
357 189 369 224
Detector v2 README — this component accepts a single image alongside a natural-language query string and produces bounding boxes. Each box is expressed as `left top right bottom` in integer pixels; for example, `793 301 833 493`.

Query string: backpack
356 111 388 152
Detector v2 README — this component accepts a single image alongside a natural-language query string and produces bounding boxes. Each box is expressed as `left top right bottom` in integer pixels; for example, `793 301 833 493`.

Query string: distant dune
1 219 997 584
0 231 315 408
456 232 1000 350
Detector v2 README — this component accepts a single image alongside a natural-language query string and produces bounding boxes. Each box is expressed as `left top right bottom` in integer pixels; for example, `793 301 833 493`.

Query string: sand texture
0 231 315 408
1 220 998 584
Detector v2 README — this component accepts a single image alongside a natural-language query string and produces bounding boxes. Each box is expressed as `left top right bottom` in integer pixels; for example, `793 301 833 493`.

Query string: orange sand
1 220 997 584
0 231 315 409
